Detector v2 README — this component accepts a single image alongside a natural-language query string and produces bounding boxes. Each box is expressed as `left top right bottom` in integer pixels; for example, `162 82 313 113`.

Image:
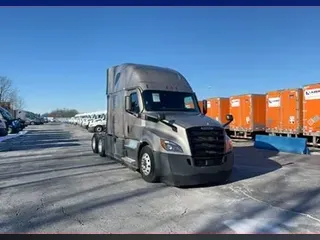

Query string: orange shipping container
303 83 320 136
185 102 195 109
206 97 230 126
229 94 266 132
266 88 303 134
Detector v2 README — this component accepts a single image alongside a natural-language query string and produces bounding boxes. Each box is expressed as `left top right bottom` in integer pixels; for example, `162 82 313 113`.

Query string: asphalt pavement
0 123 319 233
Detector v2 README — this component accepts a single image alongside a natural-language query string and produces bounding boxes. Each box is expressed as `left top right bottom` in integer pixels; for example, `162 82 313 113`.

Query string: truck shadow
230 145 282 183
0 161 125 184
0 130 80 152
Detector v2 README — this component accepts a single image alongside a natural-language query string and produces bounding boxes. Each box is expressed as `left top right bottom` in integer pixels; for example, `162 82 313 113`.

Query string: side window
184 96 195 109
114 73 121 91
130 92 140 113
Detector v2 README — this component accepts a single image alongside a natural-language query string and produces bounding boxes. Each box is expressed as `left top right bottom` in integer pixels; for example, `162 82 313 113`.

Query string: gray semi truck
91 63 235 187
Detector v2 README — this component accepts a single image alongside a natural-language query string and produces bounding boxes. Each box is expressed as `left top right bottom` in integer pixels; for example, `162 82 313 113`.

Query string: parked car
14 109 27 129
0 107 21 134
39 117 45 124
26 117 42 125
16 119 26 129
0 119 8 137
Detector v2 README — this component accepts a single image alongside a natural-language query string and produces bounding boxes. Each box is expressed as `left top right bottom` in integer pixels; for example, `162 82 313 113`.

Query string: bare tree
0 76 13 102
8 88 25 110
16 97 25 109
0 76 26 110
8 88 18 107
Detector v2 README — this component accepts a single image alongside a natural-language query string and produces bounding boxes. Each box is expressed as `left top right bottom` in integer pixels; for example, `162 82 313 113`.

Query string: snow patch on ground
0 131 28 142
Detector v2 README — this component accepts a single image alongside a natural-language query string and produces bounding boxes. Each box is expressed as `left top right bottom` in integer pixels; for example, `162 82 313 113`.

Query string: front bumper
155 151 234 187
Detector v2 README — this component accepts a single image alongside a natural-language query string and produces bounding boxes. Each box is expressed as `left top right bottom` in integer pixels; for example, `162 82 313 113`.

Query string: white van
68 117 75 124
88 111 107 133
82 114 94 129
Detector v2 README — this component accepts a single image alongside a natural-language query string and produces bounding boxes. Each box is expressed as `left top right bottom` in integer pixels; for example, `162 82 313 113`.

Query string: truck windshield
142 90 200 112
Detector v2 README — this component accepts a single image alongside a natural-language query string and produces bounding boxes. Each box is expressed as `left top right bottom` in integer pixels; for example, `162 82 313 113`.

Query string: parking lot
0 123 319 233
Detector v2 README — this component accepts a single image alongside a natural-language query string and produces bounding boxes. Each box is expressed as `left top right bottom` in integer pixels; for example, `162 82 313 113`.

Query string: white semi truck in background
91 63 234 187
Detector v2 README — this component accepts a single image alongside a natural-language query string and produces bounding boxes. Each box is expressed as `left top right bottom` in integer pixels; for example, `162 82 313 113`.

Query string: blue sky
0 7 320 114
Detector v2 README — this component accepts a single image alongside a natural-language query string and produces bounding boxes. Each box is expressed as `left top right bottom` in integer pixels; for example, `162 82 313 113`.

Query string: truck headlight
225 135 233 153
160 139 183 153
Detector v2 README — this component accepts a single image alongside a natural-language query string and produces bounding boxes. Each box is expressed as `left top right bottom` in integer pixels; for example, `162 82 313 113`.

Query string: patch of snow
0 131 28 142
223 218 290 233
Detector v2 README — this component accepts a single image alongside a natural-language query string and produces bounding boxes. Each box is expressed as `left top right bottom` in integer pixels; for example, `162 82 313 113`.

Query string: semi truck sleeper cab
91 63 234 187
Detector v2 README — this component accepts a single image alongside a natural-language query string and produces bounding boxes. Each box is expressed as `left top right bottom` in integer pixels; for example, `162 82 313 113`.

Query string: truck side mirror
223 114 234 128
226 114 233 122
202 100 207 115
125 96 131 112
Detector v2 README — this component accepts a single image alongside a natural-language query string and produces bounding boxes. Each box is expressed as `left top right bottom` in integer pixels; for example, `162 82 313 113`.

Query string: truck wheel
30 121 35 125
91 135 99 154
98 137 106 157
94 126 103 132
139 146 159 183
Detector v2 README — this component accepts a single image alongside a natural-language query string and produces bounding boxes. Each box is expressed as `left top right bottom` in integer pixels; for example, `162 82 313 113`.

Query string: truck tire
98 137 106 157
139 145 159 183
91 135 99 154
94 125 103 132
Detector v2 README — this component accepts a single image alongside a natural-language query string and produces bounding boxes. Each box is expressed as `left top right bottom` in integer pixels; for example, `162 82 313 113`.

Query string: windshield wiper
141 113 177 132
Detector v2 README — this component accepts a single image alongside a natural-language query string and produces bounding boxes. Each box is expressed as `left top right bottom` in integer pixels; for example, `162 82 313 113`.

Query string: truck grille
186 126 225 167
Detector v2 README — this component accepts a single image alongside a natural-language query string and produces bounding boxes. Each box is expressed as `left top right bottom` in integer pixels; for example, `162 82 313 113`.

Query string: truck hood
148 112 223 129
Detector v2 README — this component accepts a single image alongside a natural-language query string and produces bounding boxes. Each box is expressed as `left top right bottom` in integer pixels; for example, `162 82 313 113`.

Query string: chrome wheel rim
98 139 103 153
92 138 96 149
141 153 151 176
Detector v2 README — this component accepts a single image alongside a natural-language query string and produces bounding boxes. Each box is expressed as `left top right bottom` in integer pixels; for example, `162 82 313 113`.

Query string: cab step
121 156 138 170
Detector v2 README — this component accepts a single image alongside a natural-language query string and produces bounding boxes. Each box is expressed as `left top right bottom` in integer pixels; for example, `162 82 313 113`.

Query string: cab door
124 89 143 140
